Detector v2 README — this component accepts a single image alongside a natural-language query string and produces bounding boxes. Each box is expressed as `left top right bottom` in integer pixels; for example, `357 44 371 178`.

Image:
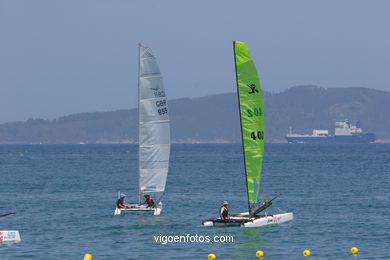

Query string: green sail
233 41 264 213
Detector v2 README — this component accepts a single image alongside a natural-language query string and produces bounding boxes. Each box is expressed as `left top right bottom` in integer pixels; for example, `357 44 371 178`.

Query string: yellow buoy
350 247 359 255
256 250 265 258
208 253 216 260
302 249 311 257
84 254 93 260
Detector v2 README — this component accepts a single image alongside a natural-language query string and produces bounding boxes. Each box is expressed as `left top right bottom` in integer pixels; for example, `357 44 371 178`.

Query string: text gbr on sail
156 99 168 115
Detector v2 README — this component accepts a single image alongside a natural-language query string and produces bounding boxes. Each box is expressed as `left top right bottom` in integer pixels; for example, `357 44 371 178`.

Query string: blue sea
0 144 389 259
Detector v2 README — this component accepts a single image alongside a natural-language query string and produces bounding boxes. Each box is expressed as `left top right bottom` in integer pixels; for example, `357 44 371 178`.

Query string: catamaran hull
202 212 293 228
0 231 21 244
114 202 162 216
243 212 293 227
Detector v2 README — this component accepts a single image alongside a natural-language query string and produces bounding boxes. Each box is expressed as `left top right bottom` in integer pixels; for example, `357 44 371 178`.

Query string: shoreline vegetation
1 85 389 144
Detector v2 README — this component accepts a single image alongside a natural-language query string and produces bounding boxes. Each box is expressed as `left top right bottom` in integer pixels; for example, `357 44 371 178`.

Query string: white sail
138 44 170 199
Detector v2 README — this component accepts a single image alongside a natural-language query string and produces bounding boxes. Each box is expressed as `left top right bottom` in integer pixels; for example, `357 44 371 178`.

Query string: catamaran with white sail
114 44 170 216
202 41 293 227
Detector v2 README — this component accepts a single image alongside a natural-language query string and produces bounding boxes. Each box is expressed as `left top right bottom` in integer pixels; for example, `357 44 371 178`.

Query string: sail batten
139 120 170 125
138 44 170 201
234 41 264 214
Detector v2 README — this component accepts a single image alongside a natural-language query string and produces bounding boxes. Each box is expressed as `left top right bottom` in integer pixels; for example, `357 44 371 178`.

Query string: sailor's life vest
117 197 125 208
145 197 155 207
219 205 228 220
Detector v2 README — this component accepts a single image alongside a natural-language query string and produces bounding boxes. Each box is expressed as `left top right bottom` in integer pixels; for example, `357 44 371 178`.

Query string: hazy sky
1 0 389 123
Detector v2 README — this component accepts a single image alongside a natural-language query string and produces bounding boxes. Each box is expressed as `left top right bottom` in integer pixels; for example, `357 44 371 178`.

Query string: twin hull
114 202 162 216
202 212 293 228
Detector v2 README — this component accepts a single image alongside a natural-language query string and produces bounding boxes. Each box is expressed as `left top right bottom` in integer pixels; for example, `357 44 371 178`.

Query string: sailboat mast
233 41 251 214
137 43 141 204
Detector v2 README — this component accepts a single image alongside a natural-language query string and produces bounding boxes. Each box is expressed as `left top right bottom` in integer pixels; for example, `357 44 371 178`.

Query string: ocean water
0 144 389 259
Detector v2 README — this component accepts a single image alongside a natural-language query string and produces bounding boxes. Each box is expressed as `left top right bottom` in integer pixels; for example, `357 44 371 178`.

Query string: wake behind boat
114 44 170 216
202 41 293 228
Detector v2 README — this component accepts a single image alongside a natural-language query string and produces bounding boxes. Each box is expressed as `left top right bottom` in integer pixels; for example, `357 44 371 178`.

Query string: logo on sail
153 90 166 98
247 84 259 94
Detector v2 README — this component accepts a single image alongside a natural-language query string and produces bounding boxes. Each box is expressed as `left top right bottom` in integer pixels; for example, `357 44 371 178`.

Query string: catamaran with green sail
202 41 293 227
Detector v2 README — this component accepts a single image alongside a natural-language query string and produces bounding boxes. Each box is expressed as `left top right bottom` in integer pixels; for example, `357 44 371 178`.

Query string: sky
0 0 389 123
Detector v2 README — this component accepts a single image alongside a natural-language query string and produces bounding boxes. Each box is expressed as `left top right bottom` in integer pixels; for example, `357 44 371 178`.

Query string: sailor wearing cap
219 201 229 220
116 193 130 209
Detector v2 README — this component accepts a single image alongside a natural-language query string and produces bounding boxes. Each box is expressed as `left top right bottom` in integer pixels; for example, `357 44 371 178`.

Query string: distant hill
0 85 389 144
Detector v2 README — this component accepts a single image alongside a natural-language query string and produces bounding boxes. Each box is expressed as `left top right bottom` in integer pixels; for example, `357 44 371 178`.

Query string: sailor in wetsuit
143 195 155 208
116 194 130 209
220 201 229 220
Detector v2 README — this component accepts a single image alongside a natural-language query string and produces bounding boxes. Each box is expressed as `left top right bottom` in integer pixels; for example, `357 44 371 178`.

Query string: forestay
234 41 264 214
138 44 170 201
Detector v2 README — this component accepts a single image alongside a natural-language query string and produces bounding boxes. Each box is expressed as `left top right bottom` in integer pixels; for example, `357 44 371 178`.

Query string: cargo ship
285 120 375 143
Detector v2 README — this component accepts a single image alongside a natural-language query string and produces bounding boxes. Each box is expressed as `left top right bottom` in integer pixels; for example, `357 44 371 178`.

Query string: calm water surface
0 144 389 259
